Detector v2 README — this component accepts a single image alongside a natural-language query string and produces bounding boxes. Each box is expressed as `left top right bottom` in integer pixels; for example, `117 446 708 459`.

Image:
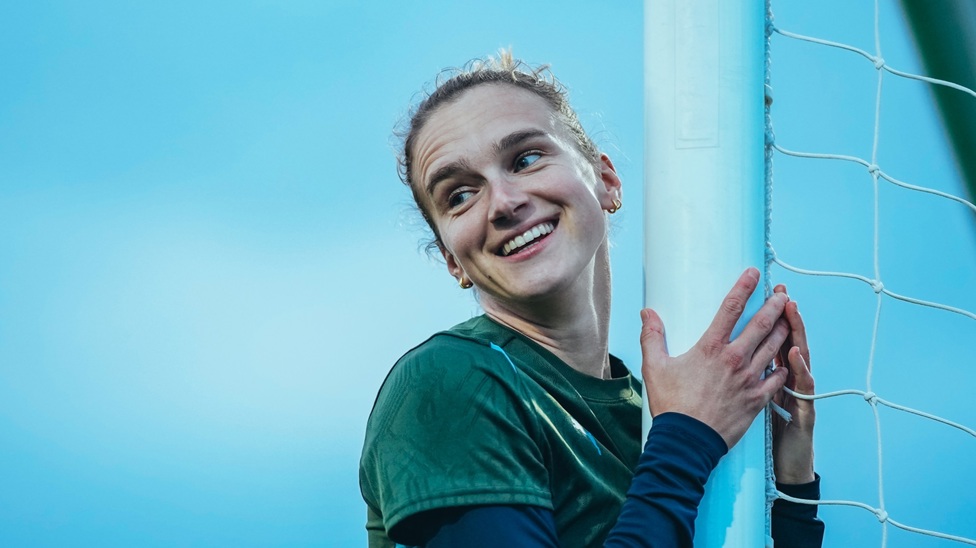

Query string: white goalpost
643 0 770 546
642 0 976 546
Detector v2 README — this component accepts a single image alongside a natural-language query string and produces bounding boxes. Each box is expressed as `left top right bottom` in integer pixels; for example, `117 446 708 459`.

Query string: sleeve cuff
774 473 821 522
772 474 824 546
777 473 821 501
647 412 729 464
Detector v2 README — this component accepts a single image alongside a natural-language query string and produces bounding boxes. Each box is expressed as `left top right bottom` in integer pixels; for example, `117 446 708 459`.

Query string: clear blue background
1 1 973 546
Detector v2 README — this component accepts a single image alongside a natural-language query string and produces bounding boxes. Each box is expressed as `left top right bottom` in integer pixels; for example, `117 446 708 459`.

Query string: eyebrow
494 129 548 156
425 159 473 198
424 129 549 197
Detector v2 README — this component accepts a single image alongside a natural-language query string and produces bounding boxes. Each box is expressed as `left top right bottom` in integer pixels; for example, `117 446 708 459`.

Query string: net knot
863 391 878 404
870 279 884 293
873 56 886 70
875 509 889 523
867 163 881 176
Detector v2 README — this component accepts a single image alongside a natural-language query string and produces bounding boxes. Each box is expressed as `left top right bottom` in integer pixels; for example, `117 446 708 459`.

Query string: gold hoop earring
459 277 473 289
607 198 622 214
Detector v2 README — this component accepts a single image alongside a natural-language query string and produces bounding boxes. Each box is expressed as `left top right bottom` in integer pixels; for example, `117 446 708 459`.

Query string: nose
487 176 529 225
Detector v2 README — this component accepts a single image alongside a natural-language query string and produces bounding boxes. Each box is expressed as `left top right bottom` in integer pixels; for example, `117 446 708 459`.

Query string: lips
500 222 555 256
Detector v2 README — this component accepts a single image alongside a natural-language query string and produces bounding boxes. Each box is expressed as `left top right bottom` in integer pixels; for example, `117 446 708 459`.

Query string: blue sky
1 1 973 546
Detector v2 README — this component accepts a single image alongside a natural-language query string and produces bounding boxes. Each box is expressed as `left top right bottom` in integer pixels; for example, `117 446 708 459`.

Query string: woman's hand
771 284 816 485
640 268 790 449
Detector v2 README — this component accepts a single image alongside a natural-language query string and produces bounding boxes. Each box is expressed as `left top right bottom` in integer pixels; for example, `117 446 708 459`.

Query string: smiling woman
412 83 622 350
358 51 825 547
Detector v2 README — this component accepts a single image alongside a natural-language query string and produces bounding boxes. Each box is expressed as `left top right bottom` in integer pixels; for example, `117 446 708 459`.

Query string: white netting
765 0 976 546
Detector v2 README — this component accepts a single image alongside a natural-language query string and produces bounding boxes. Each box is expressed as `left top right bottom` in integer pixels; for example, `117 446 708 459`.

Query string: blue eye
514 152 542 172
448 189 475 208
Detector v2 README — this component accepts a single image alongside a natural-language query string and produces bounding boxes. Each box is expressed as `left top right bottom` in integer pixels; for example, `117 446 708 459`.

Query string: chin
503 275 579 304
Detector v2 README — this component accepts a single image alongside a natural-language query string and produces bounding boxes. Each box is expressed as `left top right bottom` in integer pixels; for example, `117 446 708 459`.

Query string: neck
481 244 613 379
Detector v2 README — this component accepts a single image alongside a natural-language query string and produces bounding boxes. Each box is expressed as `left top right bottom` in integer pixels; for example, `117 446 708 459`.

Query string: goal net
766 1 976 546
644 0 976 546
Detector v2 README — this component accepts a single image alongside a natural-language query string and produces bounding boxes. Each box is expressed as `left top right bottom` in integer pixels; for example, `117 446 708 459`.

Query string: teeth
502 222 555 256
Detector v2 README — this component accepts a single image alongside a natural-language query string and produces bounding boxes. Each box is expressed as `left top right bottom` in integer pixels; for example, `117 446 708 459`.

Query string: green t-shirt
359 315 643 547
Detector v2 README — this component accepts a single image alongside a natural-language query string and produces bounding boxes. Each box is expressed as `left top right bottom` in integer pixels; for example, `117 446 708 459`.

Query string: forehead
411 84 562 182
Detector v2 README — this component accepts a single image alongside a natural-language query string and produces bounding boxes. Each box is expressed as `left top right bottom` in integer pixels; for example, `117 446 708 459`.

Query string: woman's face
411 83 621 307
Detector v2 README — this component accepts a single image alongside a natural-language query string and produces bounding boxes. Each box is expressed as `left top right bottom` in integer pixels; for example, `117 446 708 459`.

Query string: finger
761 363 789 402
784 301 811 367
788 347 815 394
639 308 670 364
729 291 789 358
749 317 790 375
774 293 794 361
702 268 761 346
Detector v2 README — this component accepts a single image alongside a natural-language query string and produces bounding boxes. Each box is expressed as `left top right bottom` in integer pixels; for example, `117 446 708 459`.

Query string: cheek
438 217 481 260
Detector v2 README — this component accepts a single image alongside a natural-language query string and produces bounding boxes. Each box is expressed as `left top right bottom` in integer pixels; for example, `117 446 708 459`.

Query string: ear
439 245 465 282
596 153 623 208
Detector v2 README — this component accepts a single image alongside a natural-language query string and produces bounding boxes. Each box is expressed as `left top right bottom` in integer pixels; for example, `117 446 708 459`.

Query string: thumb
639 308 670 363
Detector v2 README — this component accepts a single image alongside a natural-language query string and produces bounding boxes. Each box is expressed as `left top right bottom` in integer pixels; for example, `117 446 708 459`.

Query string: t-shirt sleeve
359 336 551 542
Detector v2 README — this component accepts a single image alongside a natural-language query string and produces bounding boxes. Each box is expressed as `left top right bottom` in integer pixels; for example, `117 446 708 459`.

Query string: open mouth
499 222 556 257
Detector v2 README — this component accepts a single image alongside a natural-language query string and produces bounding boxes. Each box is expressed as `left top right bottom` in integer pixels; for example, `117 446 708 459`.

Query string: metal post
643 0 768 545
